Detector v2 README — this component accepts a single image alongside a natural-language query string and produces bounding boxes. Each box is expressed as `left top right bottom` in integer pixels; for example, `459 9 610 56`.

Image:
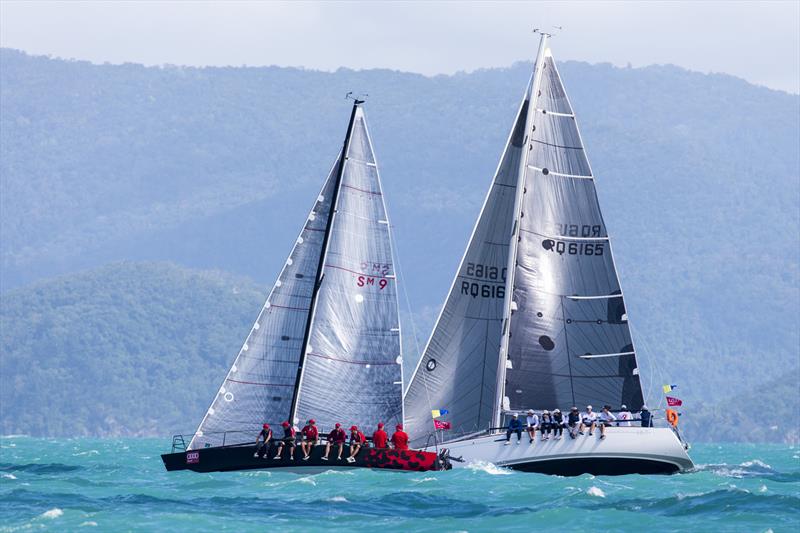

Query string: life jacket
553 413 563 423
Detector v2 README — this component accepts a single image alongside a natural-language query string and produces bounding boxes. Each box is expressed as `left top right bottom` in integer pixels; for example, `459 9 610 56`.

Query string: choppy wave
0 440 797 531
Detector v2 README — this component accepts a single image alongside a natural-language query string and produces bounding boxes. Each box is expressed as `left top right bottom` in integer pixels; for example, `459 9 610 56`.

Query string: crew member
505 413 523 445
540 410 552 441
579 405 598 436
300 419 318 461
322 422 347 461
254 423 272 458
346 425 366 463
640 405 653 427
372 422 388 449
551 408 564 439
391 424 409 450
273 421 296 460
617 405 633 427
567 407 581 439
598 405 617 439
525 409 539 443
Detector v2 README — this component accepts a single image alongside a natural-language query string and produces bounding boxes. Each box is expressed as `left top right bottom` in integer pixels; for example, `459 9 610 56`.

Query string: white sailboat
403 34 694 475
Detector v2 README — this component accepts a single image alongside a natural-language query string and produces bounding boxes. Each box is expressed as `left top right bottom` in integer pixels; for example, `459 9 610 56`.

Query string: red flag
666 396 683 406
433 419 451 430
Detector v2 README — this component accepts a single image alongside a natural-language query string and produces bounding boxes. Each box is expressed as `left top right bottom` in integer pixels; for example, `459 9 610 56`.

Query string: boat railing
169 429 384 453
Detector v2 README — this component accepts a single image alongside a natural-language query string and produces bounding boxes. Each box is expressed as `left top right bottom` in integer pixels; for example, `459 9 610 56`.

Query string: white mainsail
404 35 644 447
189 102 402 449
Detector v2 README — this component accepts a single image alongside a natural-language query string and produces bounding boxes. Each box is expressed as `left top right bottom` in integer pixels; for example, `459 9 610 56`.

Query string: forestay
504 48 645 412
294 106 403 431
404 81 533 447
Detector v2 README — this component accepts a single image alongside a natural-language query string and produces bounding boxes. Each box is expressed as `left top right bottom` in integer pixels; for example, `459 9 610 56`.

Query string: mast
288 99 364 424
491 33 549 429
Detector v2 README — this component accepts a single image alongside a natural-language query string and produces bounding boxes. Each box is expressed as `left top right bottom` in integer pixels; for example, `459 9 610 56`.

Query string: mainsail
404 35 644 447
190 102 402 449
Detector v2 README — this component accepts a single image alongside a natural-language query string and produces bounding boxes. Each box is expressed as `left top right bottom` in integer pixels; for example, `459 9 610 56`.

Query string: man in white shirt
525 409 539 444
598 405 617 440
616 405 633 427
579 405 597 436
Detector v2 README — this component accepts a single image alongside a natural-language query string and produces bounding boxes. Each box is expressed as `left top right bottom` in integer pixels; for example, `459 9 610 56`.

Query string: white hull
426 427 694 476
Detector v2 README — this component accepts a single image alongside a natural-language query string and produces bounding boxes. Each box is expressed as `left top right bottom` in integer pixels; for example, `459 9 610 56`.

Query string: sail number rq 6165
460 262 506 299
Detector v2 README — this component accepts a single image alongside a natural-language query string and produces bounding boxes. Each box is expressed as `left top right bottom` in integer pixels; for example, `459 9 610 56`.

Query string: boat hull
426 427 693 476
162 442 448 473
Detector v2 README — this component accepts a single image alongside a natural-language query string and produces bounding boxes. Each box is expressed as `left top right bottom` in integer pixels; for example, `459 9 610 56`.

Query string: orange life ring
666 409 679 427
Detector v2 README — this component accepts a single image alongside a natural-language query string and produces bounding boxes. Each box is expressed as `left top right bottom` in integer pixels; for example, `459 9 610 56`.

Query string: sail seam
342 183 382 195
527 165 593 179
530 138 583 150
579 351 636 359
307 352 398 366
225 379 295 387
535 108 574 117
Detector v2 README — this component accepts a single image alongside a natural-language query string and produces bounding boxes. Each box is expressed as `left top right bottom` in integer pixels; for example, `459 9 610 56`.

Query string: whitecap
586 486 605 498
411 477 437 484
2 473 17 480
294 476 317 486
759 485 768 493
41 508 63 519
326 496 348 502
80 522 98 527
73 450 99 456
740 459 772 469
465 461 512 475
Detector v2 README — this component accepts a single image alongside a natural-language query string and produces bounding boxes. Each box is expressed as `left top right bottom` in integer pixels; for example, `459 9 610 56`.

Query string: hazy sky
1 0 798 93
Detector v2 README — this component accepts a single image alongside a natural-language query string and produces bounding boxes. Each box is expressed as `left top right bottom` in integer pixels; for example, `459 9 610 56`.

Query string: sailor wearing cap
551 408 564 439
525 409 539 443
254 423 272 458
322 423 347 461
567 407 580 438
300 419 319 460
579 405 598 436
346 425 366 463
617 405 633 427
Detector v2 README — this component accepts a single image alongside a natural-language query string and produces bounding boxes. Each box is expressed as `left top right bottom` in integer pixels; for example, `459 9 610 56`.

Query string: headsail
503 46 644 412
294 105 403 431
403 79 533 447
189 102 402 449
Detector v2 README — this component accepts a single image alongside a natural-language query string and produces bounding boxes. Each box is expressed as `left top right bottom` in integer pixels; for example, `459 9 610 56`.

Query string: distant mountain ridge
1 49 798 439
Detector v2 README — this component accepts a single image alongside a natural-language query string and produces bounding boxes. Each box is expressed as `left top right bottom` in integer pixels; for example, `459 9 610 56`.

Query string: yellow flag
662 384 672 393
431 410 441 419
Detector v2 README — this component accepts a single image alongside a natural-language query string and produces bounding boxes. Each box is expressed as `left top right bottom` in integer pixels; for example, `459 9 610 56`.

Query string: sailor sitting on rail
322 423 347 461
567 407 581 438
551 408 565 439
346 425 366 463
598 405 617 439
300 419 318 461
579 405 598 436
504 413 523 445
273 421 296 460
525 409 539 443
253 423 272 458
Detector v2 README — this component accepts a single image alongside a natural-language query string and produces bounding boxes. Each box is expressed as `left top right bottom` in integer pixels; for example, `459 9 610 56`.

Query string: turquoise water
1 437 798 532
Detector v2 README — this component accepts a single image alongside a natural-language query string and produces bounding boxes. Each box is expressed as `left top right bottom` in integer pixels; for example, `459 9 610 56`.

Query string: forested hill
0 49 798 440
0 263 263 437
0 262 795 443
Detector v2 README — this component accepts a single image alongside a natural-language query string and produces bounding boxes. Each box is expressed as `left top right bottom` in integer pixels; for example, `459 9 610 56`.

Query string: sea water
1 437 798 532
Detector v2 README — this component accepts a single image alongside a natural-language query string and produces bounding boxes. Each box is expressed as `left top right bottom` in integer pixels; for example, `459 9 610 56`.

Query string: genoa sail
189 102 402 449
294 106 403 431
403 79 533 447
404 36 644 447
504 47 644 413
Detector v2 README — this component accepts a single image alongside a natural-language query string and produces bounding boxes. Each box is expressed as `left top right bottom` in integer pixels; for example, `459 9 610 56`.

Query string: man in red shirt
391 424 409 451
300 419 319 461
273 421 296 460
253 423 272 458
372 422 388 449
346 425 366 463
322 423 347 461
